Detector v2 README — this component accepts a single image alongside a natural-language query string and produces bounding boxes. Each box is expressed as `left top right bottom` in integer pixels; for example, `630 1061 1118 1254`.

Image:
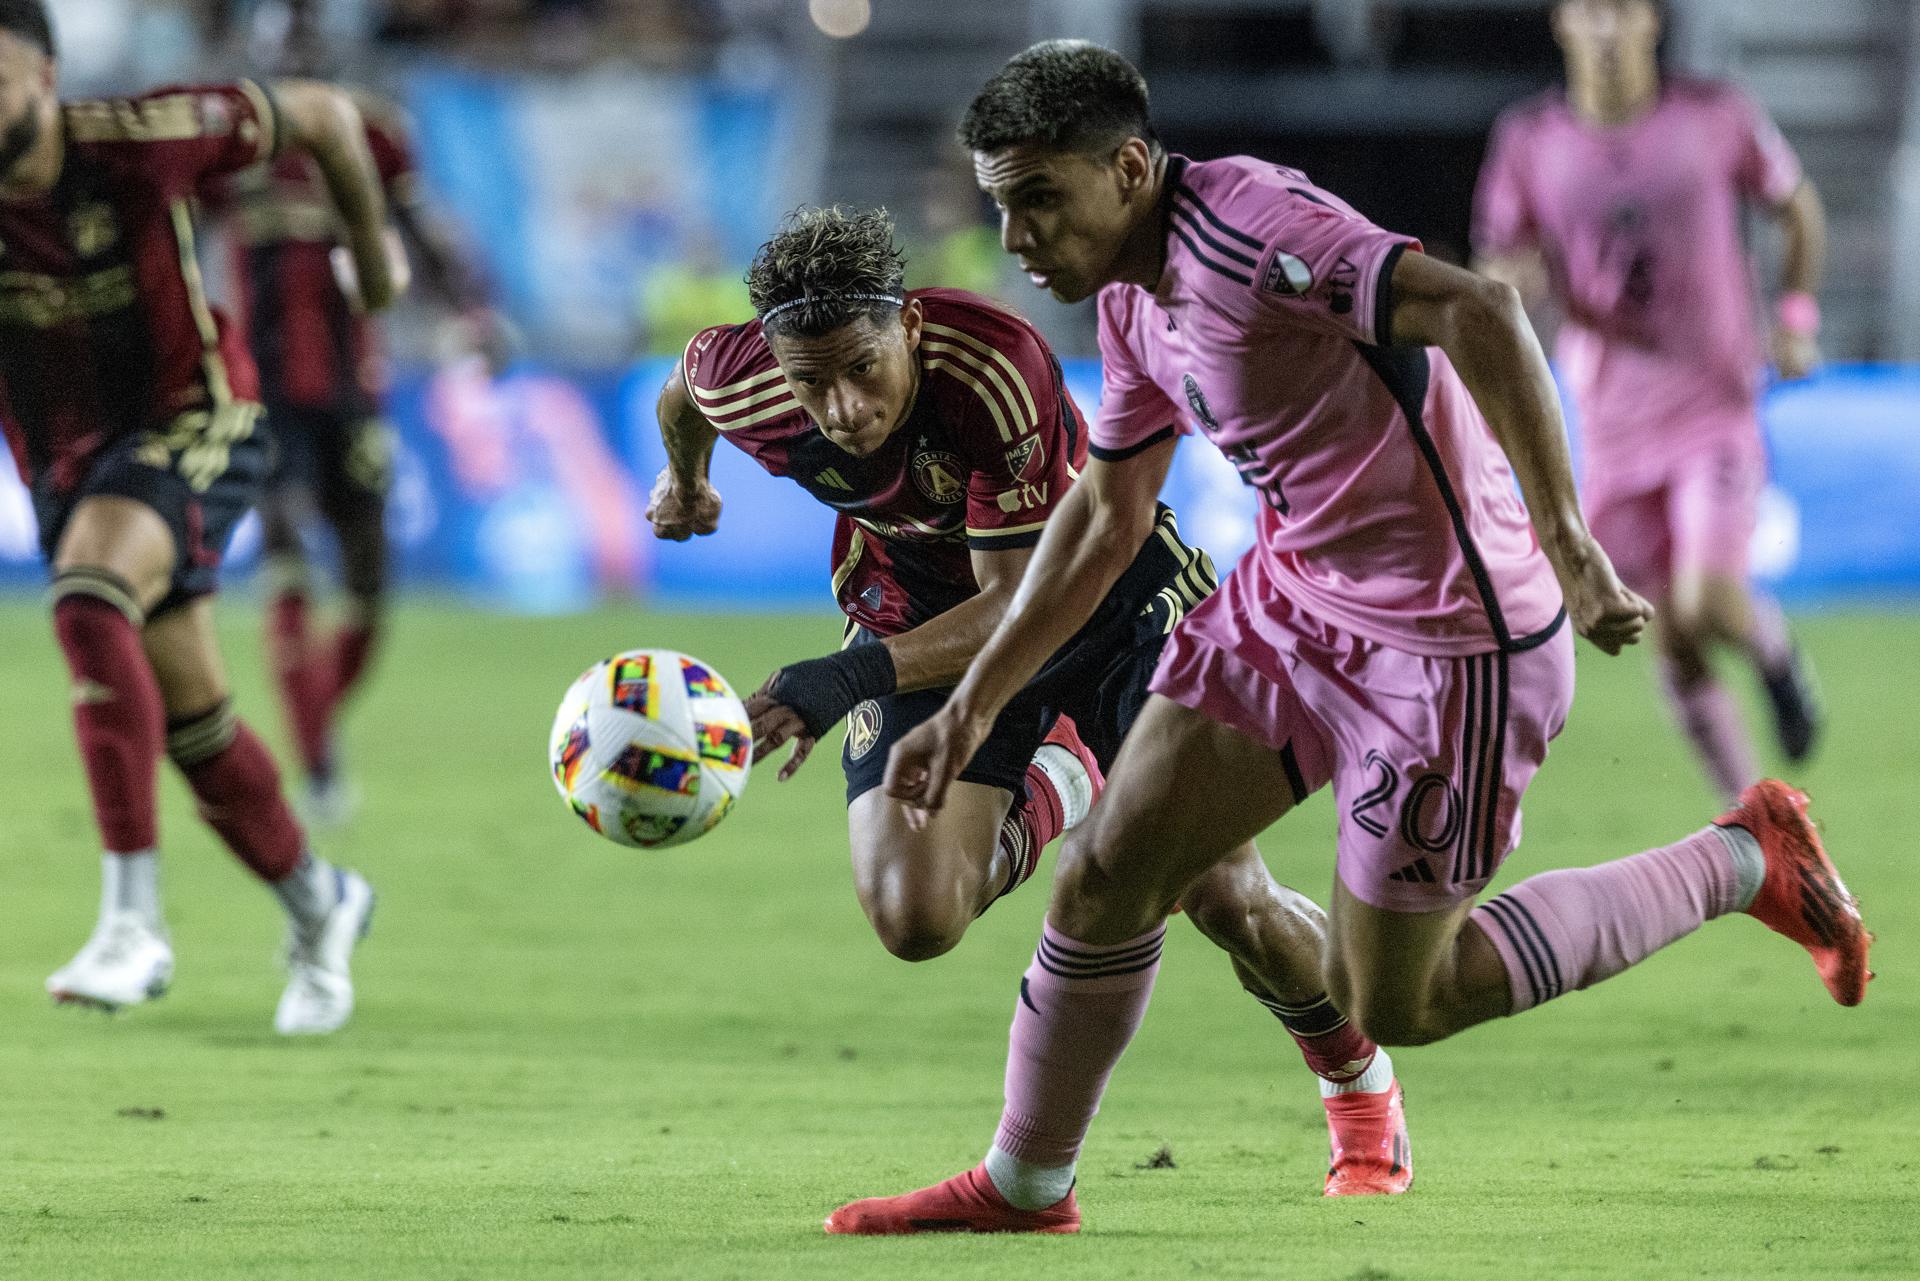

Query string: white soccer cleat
46 913 174 1011
274 868 376 1036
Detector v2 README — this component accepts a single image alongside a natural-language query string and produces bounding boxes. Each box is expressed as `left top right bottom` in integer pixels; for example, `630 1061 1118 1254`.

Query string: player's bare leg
1322 782 1870 1050
848 782 1017 962
1183 847 1411 1195
144 599 375 1034
325 481 389 717
261 485 341 811
848 715 1094 961
44 497 179 1010
828 697 1395 1234
1677 569 1821 766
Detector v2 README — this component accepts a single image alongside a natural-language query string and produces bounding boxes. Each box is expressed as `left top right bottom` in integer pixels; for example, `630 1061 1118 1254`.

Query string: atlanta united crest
912 449 965 505
847 700 883 760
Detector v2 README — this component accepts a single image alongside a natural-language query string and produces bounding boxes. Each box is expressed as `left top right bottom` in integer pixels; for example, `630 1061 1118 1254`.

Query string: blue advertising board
1 362 1916 609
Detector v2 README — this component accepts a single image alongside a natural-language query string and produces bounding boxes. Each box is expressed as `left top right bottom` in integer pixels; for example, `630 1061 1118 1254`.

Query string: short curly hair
959 40 1158 158
0 0 55 57
745 206 907 340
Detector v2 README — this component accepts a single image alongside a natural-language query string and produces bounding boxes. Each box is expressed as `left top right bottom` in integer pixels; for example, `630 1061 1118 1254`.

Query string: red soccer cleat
1042 714 1105 807
824 1164 1081 1236
1323 1079 1413 1196
1718 780 1872 1006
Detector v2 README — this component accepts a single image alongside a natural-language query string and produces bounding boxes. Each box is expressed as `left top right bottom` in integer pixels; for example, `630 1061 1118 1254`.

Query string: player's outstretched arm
647 362 722 541
1770 178 1827 380
1387 248 1651 656
884 440 1175 816
272 80 406 312
742 543 1038 776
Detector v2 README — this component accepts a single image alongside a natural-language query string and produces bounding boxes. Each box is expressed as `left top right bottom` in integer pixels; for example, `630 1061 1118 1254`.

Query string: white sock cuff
1713 823 1766 913
1032 743 1093 830
984 1144 1076 1211
1320 1049 1394 1097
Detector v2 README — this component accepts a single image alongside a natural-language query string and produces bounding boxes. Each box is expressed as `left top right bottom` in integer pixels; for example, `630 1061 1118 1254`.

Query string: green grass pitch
0 599 1912 1279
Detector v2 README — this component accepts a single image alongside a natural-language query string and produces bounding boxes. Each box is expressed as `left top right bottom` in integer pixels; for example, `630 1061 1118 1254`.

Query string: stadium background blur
4 0 1919 612
4 4 1917 1279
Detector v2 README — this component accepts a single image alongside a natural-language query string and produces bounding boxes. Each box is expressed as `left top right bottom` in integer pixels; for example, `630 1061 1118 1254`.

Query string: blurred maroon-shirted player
210 12 501 822
0 0 400 1032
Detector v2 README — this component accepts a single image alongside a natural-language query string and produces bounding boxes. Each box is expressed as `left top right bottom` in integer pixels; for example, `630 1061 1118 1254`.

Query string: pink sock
994 922 1164 1168
1745 592 1795 674
1658 660 1758 805
1471 828 1740 1013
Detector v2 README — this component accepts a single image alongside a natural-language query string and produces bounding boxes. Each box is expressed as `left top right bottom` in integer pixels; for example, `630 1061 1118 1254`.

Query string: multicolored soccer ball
547 649 752 849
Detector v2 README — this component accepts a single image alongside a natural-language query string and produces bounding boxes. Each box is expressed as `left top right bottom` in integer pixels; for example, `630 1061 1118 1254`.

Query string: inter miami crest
1004 435 1047 485
1183 374 1221 434
846 700 883 761
911 449 964 505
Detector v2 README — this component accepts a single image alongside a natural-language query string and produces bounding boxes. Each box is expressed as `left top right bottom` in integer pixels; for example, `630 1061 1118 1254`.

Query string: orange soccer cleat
1323 1079 1413 1196
1718 780 1872 1007
824 1164 1081 1236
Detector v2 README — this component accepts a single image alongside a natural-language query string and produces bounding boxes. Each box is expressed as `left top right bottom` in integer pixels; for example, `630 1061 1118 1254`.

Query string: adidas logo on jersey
816 468 852 491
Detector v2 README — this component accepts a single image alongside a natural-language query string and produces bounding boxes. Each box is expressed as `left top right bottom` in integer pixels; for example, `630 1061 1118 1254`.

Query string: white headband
761 291 905 321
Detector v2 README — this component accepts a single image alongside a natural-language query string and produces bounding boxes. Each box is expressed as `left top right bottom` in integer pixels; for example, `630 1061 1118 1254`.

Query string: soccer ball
548 649 752 849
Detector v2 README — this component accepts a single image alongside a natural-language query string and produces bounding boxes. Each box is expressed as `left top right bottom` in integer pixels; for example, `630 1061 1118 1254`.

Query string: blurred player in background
0 0 394 1033
828 40 1869 1235
1474 0 1827 803
649 205 1414 1196
212 1 503 823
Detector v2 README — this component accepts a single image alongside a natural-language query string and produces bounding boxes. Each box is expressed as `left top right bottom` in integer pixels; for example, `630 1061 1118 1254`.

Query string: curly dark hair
0 0 54 57
958 40 1158 158
745 206 907 340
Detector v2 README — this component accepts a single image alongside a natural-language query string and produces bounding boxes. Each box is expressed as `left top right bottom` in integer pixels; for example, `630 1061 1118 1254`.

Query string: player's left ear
1111 138 1156 205
898 298 924 354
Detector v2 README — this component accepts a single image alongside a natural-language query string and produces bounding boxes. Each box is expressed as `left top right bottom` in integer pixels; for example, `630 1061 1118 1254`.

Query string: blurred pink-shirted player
1474 0 1827 803
821 40 1870 1236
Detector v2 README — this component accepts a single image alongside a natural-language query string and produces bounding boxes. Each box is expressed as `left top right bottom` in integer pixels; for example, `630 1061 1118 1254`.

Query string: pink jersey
1093 155 1563 658
1473 80 1802 489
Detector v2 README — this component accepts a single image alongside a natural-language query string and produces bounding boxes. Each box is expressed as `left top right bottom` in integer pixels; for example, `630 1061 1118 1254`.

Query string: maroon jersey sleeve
917 299 1083 552
65 82 278 194
681 320 796 435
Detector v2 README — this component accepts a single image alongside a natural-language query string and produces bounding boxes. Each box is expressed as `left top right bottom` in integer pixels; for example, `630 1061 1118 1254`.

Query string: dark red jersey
0 83 277 492
684 289 1084 637
214 95 417 417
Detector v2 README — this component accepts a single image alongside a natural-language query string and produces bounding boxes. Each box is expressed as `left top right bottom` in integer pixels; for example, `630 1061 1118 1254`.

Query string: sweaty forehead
769 319 889 372
973 145 1076 197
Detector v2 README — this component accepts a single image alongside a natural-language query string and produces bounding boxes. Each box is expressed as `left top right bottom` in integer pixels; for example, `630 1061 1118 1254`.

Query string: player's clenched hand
745 680 810 774
1556 533 1653 656
885 705 990 830
645 468 722 541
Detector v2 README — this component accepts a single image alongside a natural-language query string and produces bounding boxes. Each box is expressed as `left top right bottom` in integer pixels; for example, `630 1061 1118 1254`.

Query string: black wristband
769 643 898 737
